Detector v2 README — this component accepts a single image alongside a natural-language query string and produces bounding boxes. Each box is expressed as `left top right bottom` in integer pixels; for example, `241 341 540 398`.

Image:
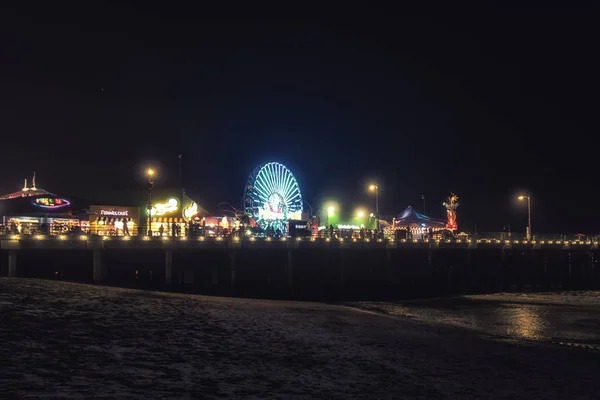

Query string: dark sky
1 4 597 233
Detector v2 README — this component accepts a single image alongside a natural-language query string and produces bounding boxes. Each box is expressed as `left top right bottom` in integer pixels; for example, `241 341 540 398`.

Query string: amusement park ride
443 193 460 231
219 161 460 237
242 162 303 234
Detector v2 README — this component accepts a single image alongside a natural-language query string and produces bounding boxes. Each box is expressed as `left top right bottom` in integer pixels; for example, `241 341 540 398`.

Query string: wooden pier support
165 249 173 285
92 249 103 284
8 249 17 278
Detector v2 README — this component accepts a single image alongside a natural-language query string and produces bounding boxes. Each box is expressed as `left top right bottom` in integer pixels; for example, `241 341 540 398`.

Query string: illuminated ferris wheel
243 162 303 232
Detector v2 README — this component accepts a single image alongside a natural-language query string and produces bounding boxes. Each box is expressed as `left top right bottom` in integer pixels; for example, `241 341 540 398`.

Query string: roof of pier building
394 206 446 228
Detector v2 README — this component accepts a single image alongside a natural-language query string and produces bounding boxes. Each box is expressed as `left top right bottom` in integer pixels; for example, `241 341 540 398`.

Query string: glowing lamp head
146 168 155 177
369 184 377 192
357 211 364 218
518 195 525 200
327 206 335 216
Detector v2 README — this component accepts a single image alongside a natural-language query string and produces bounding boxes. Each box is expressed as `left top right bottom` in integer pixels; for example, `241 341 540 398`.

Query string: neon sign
183 202 198 220
33 197 70 209
148 198 179 216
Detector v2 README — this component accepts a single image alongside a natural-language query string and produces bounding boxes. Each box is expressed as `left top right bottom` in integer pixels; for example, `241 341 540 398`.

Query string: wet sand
1 278 599 399
348 291 600 348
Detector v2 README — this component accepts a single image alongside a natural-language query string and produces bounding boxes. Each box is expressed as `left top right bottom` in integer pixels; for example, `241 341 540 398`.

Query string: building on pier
392 206 446 238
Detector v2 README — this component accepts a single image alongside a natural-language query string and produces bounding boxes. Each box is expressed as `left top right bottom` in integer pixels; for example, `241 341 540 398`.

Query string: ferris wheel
243 162 303 231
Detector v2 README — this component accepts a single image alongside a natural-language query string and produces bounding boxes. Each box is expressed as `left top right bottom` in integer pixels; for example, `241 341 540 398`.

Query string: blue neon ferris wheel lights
244 162 303 225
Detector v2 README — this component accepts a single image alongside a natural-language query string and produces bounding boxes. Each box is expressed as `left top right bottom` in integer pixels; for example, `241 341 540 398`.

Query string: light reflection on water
356 295 600 344
504 305 544 340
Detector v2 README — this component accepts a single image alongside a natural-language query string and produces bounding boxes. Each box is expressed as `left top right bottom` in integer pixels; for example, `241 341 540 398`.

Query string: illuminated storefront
0 195 84 235
146 193 205 236
89 205 140 236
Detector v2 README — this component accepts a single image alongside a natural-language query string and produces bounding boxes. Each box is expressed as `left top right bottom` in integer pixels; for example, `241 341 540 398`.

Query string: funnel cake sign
100 209 129 217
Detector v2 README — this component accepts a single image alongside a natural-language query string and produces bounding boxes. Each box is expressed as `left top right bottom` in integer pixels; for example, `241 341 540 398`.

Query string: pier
1 236 599 300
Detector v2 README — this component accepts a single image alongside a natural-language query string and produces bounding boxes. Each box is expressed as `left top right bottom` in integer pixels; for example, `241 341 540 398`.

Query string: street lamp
518 195 532 240
302 200 313 219
146 168 155 236
369 184 379 232
357 210 364 218
327 206 335 216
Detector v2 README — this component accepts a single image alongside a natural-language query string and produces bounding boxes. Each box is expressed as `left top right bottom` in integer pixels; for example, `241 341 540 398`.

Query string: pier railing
0 234 598 247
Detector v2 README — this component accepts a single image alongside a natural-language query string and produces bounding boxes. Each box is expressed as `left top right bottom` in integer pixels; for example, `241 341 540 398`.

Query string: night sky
1 4 596 233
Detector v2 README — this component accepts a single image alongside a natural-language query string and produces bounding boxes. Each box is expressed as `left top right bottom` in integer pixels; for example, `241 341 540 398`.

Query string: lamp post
147 168 155 236
369 184 379 232
518 195 532 240
303 200 313 219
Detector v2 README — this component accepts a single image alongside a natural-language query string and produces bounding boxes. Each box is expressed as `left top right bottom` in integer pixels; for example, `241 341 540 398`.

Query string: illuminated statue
443 193 459 230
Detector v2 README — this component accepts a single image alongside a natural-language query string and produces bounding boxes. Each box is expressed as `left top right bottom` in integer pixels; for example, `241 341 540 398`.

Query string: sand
1 278 599 399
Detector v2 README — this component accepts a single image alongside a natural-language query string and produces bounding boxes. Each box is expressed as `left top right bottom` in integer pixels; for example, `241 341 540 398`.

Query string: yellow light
446 239 451 243
143 236 150 240
35 235 44 240
250 237 255 241
80 235 88 241
413 239 417 243
326 238 330 242
401 239 407 243
266 237 272 241
328 206 335 216
179 236 186 240
146 168 155 177
357 210 364 218
514 240 519 244
216 237 223 241
457 239 461 243
518 195 525 200
162 236 169 241
339 238 344 242
11 235 20 240
495 240 500 244
151 198 179 216
505 240 510 244
58 235 67 240
378 238 383 242
103 236 110 240
310 237 315 241
435 239 440 243
353 238 357 242
199 236 205 241
281 237 287 241
477 240 481 243
233 236 240 242
531 240 536 244
540 240 545 244
122 236 130 240
548 241 553 244
369 184 377 191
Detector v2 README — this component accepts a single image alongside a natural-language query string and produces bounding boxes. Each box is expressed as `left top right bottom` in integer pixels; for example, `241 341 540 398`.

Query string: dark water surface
349 292 600 347
1 279 599 399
